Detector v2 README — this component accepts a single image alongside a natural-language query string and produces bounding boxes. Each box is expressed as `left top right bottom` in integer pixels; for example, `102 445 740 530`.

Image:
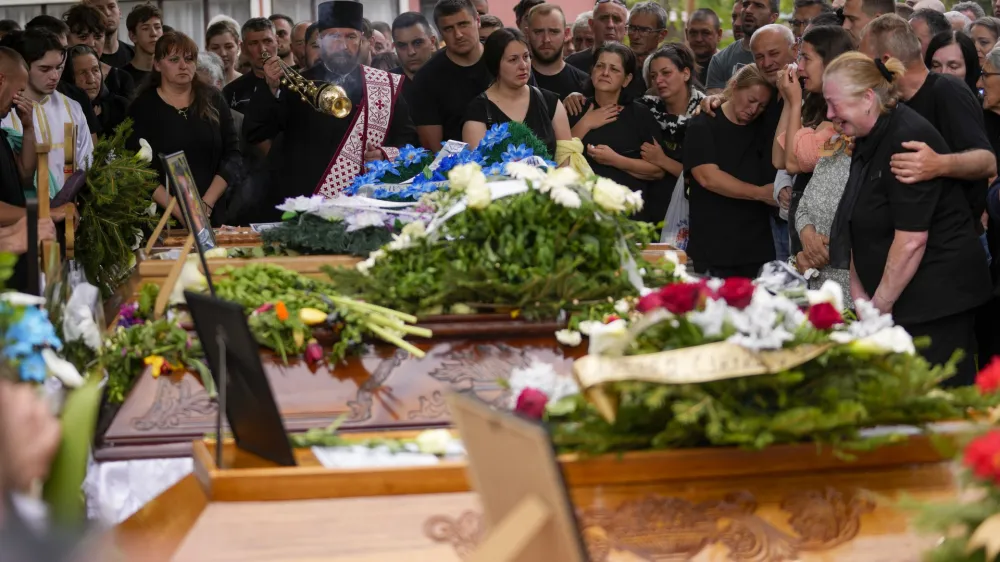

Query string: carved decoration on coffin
346 350 407 422
424 488 872 561
408 390 448 420
132 376 215 431
415 343 534 414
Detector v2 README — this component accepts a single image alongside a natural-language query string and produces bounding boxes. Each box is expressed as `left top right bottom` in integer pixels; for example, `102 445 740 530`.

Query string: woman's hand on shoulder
695 94 724 117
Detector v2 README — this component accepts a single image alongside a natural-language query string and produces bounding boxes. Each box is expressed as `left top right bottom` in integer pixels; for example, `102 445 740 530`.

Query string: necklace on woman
177 107 188 119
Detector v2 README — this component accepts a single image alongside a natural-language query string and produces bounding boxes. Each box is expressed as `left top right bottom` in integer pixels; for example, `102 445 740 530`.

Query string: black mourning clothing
568 97 663 222
126 87 241 224
533 64 590 100
388 66 416 109
105 66 135 101
56 82 101 136
223 72 268 114
904 72 992 232
463 87 559 157
840 105 990 382
122 63 151 90
683 109 777 273
244 64 417 221
410 50 492 144
101 41 135 69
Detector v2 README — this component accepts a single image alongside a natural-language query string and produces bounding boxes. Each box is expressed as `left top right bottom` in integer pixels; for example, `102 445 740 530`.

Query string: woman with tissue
126 31 240 227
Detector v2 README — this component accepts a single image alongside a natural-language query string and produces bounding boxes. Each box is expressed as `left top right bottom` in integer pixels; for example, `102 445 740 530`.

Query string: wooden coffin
94 315 583 462
114 433 960 562
151 227 262 249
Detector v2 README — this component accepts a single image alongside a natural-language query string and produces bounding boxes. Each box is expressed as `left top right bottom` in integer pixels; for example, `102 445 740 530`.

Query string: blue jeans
771 216 790 262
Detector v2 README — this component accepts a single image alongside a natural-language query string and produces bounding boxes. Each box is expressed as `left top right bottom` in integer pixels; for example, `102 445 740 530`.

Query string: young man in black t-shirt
525 4 589 100
389 12 438 110
121 4 163 86
410 0 492 149
223 18 276 113
85 0 135 69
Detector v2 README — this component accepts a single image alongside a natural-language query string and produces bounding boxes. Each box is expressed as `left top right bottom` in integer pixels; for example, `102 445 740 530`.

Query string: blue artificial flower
483 162 506 177
436 150 485 177
543 159 557 168
477 122 511 151
346 170 381 195
4 306 61 359
501 143 534 163
18 353 46 383
397 144 429 165
365 159 400 179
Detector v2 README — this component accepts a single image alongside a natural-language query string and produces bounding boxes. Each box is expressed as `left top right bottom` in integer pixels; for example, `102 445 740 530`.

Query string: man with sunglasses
705 0 778 94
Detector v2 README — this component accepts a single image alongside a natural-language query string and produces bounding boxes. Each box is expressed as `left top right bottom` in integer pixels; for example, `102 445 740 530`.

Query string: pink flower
304 339 324 366
515 388 548 420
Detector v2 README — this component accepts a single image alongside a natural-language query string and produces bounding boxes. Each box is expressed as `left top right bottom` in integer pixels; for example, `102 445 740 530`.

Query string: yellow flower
144 355 166 378
510 309 521 319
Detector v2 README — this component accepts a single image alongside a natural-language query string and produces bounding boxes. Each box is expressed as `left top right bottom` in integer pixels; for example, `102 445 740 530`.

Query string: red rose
604 314 621 323
963 430 1000 484
515 388 548 420
717 277 755 310
658 282 703 315
808 302 843 330
636 291 664 313
976 357 1000 395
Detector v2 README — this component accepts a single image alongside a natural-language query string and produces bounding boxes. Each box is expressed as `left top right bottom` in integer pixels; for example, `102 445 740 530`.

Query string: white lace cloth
83 456 193 524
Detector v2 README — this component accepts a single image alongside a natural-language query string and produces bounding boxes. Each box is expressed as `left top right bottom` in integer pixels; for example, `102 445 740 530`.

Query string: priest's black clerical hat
317 1 364 32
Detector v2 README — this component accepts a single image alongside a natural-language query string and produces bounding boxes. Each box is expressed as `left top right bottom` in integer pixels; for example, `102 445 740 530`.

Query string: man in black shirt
389 12 437 109
121 3 162 86
525 4 589 100
223 18 276 114
566 0 648 100
85 0 134 68
410 0 492 149
861 14 995 229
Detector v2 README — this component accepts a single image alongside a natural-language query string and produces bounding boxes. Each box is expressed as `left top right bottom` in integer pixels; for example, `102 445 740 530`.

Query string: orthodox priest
244 0 416 217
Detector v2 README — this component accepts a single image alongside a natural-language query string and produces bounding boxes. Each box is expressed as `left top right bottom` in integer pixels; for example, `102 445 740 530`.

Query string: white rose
465 177 492 210
549 185 581 209
415 429 454 455
146 201 158 216
204 247 229 259
137 138 153 163
614 299 630 315
592 178 628 212
555 329 582 347
505 161 546 183
851 326 916 355
448 162 483 192
807 279 845 312
577 320 601 335
538 167 579 193
587 319 630 356
400 220 426 239
625 189 644 213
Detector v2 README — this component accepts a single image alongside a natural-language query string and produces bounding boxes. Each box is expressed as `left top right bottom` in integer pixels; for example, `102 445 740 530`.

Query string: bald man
749 23 796 85
291 21 311 68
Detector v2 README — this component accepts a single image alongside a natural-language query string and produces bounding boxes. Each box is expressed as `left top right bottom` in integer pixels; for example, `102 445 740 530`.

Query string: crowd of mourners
0 0 997 383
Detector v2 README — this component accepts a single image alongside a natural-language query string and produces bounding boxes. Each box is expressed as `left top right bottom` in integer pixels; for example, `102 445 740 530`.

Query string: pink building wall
407 0 596 28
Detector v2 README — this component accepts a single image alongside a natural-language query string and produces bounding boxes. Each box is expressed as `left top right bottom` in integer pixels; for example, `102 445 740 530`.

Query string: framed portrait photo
161 151 216 250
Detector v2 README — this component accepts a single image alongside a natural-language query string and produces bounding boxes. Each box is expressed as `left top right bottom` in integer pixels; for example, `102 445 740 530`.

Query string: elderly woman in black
63 45 128 135
684 63 778 278
825 52 991 385
568 42 664 222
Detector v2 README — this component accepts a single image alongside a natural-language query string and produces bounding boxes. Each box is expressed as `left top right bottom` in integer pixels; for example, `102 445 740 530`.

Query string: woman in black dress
568 42 664 222
825 52 991 385
684 63 778 278
126 32 240 226
63 45 128 136
462 28 571 158
924 30 980 94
